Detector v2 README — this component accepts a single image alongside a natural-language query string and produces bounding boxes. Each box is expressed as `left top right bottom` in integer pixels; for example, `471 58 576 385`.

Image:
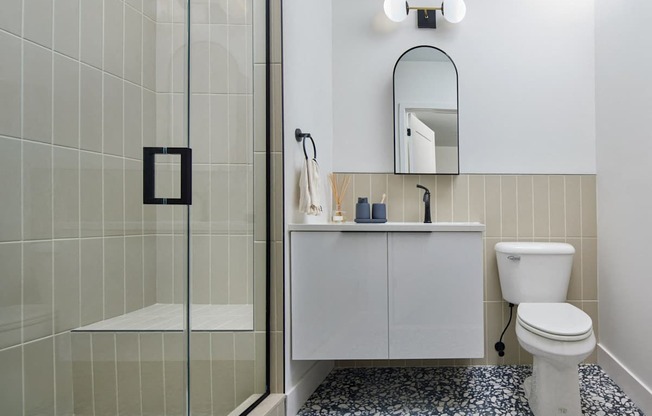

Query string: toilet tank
494 242 575 304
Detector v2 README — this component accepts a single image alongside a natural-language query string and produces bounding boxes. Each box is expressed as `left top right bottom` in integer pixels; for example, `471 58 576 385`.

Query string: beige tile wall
269 0 284 395
160 0 286 402
0 0 159 341
0 0 159 413
155 0 261 308
69 331 267 416
0 0 283 414
332 174 598 368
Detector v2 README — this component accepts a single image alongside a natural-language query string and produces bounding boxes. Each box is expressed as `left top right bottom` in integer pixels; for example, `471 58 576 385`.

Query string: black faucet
416 184 432 223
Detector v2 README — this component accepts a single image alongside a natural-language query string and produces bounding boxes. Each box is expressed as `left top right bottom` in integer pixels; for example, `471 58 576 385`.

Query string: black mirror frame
392 45 460 175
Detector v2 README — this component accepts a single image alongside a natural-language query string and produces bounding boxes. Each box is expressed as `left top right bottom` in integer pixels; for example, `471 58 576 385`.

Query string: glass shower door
187 0 269 415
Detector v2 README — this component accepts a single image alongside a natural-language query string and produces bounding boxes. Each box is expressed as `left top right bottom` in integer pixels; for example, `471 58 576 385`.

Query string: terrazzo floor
298 365 644 416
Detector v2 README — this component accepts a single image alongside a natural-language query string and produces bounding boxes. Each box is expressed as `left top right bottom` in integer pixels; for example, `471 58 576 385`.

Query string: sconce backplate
417 10 437 29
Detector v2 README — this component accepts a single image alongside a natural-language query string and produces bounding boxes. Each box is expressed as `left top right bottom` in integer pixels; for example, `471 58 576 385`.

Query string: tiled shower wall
69 331 267 416
270 17 284 394
0 1 285 415
333 174 598 367
187 0 256 307
0 0 158 413
155 0 287 398
154 0 257 307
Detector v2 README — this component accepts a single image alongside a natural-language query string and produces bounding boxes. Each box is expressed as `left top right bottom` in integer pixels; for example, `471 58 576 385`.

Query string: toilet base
515 319 595 416
523 357 583 416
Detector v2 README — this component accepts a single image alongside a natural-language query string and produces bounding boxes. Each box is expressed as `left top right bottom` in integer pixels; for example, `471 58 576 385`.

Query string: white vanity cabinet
290 232 389 360
388 232 483 359
289 223 484 361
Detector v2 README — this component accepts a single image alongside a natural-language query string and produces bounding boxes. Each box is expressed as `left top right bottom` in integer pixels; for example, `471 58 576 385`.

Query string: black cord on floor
495 303 515 357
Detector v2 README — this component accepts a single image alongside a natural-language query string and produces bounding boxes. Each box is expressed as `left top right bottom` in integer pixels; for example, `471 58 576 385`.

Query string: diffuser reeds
328 173 351 222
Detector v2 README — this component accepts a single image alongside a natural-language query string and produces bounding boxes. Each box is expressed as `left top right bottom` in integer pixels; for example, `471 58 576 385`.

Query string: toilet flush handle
508 255 521 261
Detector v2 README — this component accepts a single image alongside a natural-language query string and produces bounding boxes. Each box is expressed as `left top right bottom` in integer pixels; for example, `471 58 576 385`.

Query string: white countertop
288 222 485 232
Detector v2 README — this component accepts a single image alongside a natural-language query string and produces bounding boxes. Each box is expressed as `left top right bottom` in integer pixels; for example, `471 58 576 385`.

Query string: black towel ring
295 128 317 160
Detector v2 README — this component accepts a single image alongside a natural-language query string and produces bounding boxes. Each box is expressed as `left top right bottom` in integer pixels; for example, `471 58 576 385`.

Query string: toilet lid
517 303 593 341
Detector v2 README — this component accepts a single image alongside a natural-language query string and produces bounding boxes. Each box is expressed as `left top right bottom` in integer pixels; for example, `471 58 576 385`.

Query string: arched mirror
393 46 459 174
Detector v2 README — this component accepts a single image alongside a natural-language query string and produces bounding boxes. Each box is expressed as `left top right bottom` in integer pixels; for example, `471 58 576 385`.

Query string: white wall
595 0 652 412
283 3 333 224
332 0 596 174
282 1 335 415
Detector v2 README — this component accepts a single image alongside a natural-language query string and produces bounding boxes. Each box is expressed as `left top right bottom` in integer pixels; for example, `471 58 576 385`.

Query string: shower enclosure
0 0 270 415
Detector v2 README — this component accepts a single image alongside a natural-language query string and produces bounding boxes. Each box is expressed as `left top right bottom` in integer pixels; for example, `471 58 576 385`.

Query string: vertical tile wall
0 0 158 414
332 174 598 368
155 0 198 305
268 0 285 395
1 0 284 414
155 0 257 307
70 331 269 416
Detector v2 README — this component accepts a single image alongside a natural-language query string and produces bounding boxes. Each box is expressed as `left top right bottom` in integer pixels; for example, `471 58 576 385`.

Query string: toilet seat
517 303 593 342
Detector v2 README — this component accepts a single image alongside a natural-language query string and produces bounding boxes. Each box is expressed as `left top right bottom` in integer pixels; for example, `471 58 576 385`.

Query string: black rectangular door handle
143 147 192 205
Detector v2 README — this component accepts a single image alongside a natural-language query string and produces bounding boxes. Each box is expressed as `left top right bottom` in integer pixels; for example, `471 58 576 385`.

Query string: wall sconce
384 0 466 29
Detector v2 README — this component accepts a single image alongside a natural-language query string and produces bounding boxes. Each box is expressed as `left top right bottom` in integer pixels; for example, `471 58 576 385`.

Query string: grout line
209 334 215 414
161 333 167 416
499 176 503 240
78 0 84 331
140 4 147 311
385 174 389 220
466 175 471 221
101 0 106 323
579 176 585 302
563 176 567 239
90 333 97 416
113 333 120 413
226 14 232 304
515 176 519 239
50 0 56 358
400 175 405 222
208 0 214 306
531 176 535 238
48 7 58 404
547 176 551 241
122 0 128 318
449 176 453 221
232 333 237 409
138 333 144 416
580 177 584 241
19 6 25 409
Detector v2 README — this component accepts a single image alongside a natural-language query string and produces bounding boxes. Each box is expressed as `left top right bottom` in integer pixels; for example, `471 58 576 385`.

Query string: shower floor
74 303 253 332
298 365 644 416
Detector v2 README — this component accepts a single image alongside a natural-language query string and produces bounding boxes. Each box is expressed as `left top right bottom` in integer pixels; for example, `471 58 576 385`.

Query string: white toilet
495 242 595 416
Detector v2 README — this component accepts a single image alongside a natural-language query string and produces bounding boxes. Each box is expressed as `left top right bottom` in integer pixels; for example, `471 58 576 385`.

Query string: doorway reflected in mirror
394 46 459 174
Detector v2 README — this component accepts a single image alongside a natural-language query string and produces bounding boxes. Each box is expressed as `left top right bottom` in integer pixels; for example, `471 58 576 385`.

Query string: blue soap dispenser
355 197 371 221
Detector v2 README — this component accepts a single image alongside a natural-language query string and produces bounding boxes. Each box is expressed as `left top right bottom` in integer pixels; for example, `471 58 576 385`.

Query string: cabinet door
291 232 388 360
388 232 484 359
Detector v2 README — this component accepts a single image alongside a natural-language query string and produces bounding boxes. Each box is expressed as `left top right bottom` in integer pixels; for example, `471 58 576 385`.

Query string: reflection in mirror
393 46 459 174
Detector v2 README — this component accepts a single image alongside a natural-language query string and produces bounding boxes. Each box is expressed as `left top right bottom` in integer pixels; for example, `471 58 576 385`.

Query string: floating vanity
289 222 485 360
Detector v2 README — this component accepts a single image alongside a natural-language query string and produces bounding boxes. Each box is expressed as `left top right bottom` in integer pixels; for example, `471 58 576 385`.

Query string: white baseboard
598 344 652 414
285 361 334 416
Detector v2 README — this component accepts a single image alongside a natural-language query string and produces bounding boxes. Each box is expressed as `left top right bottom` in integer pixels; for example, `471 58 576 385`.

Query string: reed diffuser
328 173 351 222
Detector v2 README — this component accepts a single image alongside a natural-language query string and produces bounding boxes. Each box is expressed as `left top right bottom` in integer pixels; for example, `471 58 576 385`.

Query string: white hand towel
299 158 322 215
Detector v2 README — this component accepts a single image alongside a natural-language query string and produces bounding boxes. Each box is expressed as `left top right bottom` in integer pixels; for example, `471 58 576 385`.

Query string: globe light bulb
442 0 466 23
384 0 409 23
